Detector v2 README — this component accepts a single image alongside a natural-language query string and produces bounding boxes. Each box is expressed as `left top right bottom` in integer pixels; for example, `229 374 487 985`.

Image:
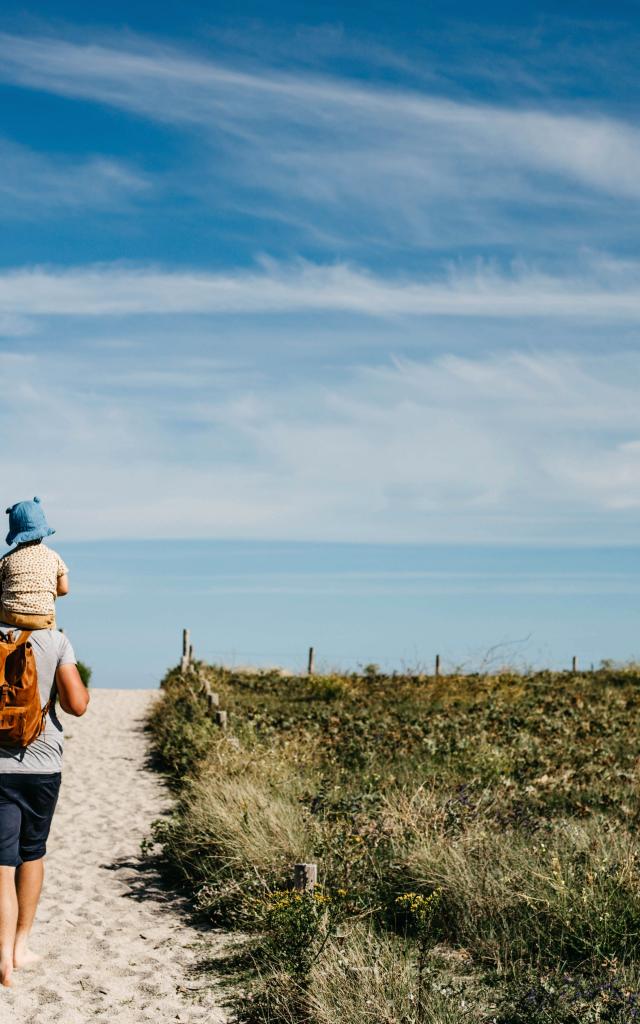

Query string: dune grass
148 662 640 1022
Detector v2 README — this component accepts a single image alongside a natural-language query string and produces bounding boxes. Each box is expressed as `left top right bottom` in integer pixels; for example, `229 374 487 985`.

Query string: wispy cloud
1 32 639 249
2 346 640 544
1 257 640 319
0 137 150 215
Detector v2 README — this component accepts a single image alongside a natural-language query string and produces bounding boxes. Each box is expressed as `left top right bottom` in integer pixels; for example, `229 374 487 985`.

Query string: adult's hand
56 663 90 717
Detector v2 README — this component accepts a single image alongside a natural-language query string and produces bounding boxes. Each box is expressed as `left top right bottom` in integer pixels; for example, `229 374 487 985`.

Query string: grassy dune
148 663 640 1023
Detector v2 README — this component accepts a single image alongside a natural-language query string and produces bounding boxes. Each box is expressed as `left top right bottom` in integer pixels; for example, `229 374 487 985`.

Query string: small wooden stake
294 863 317 892
308 646 315 676
435 653 440 679
215 709 228 730
207 691 220 710
181 628 191 672
572 655 577 674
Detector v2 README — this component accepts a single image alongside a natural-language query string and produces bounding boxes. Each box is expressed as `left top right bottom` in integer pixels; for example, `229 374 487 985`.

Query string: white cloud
2 346 640 544
1 257 640 319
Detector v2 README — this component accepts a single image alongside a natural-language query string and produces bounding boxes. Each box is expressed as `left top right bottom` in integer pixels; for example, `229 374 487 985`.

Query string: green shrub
259 888 333 981
147 670 218 781
496 967 640 1023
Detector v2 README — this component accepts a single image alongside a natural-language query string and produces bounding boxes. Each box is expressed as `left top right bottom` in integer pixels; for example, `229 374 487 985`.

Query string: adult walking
0 623 88 987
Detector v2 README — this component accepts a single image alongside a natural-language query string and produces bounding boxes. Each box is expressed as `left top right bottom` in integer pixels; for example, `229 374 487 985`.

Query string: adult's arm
55 663 90 716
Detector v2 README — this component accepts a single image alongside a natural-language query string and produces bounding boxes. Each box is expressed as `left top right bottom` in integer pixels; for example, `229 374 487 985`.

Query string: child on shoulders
0 497 69 630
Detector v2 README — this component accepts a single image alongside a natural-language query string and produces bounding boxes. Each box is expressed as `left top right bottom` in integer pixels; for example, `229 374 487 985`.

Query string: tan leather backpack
0 631 49 747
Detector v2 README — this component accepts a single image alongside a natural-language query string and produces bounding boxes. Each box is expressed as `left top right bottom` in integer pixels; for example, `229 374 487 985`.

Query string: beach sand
0 689 231 1023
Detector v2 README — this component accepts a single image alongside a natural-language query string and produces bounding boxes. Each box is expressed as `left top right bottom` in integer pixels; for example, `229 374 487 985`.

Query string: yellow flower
395 889 442 915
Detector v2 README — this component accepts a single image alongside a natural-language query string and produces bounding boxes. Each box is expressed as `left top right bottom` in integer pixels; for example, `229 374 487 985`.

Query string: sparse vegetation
148 662 640 1022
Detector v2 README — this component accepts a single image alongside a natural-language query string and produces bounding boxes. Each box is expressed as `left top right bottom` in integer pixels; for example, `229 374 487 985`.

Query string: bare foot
0 960 13 987
14 946 41 970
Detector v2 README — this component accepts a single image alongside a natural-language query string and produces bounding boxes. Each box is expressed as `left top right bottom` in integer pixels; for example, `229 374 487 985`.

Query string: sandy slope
0 689 231 1024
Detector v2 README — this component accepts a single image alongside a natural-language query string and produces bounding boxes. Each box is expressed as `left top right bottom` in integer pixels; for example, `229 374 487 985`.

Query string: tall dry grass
384 785 640 965
307 927 479 1024
152 730 313 923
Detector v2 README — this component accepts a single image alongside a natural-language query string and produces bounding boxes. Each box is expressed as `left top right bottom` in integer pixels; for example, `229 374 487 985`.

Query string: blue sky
2 3 640 548
53 540 640 684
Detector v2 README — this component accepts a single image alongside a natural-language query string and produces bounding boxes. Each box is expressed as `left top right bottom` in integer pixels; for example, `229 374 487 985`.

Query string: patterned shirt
0 542 68 616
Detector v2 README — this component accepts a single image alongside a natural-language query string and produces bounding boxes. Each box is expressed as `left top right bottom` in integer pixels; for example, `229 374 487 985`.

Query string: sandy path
0 689 231 1024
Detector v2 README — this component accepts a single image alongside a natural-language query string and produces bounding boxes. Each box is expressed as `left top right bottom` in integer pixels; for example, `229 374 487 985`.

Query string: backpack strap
12 631 50 731
0 630 32 648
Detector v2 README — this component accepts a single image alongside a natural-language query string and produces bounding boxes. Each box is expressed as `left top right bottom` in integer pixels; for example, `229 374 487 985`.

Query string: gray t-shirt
0 625 76 774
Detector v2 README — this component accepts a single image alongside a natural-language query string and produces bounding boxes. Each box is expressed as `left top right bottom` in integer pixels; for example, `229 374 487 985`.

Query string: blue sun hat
5 497 56 547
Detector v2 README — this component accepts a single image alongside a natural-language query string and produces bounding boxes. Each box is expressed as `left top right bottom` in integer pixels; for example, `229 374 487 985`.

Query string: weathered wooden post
572 655 577 674
181 629 191 673
308 646 315 676
435 653 440 679
215 709 228 730
207 691 220 711
294 862 318 892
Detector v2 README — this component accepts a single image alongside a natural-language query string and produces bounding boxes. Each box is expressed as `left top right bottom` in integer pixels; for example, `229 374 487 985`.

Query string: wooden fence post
215 709 228 730
207 691 220 711
308 647 315 676
294 863 318 892
435 653 440 679
181 628 191 673
572 656 577 674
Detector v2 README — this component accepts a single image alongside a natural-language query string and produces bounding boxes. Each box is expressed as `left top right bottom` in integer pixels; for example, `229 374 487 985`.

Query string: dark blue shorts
0 773 61 867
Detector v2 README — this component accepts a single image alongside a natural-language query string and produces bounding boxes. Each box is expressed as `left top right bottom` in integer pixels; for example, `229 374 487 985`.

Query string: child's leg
0 609 55 630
